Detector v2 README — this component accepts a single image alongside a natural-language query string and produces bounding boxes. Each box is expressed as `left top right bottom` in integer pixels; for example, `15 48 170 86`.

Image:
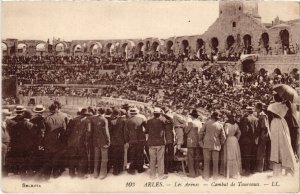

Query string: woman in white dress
220 112 242 178
267 102 297 176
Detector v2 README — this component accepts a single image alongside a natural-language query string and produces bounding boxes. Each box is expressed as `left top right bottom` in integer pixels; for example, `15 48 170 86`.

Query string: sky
2 1 300 41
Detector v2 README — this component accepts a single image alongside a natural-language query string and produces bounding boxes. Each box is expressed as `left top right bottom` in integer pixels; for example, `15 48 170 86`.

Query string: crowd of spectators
13 59 299 121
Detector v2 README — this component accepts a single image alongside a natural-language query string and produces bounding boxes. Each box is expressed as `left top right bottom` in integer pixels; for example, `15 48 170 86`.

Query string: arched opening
122 43 128 58
280 29 289 54
73 44 82 55
151 41 159 53
136 42 144 57
145 41 150 52
17 43 27 54
166 41 174 54
36 43 46 56
274 68 282 75
90 42 102 55
196 39 204 51
261 33 269 49
211 37 219 53
55 43 65 52
2 42 8 56
243 34 252 54
181 40 189 56
242 59 255 73
226 35 235 49
106 43 112 57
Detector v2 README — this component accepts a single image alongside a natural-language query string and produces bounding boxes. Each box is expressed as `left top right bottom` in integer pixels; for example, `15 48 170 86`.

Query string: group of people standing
1 93 299 181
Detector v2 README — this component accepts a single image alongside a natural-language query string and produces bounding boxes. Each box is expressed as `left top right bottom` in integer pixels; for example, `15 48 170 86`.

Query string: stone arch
2 42 8 51
166 41 174 54
151 41 159 52
105 43 112 57
90 42 103 55
136 42 144 57
17 43 27 54
211 37 219 51
243 34 252 54
261 32 269 49
226 35 235 49
181 40 189 55
280 29 289 51
73 44 82 55
36 42 46 56
55 42 66 52
196 39 204 51
121 43 128 58
2 42 8 56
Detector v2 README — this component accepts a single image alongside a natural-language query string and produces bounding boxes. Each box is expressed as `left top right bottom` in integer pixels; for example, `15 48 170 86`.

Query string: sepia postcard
1 0 300 193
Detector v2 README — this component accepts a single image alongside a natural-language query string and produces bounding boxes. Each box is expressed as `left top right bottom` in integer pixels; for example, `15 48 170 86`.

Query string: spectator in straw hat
29 105 46 175
145 107 167 180
125 107 146 174
185 109 202 178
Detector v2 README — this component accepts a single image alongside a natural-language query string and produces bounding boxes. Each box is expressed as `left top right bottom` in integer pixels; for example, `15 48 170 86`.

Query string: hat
189 109 199 118
211 111 221 120
176 105 183 109
246 106 254 111
106 108 113 115
14 105 26 114
33 105 46 113
153 107 162 114
112 109 120 115
129 107 138 115
120 109 127 115
2 109 12 116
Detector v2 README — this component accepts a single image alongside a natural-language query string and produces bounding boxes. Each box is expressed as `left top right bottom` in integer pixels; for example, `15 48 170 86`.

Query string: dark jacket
146 117 165 146
91 115 109 147
66 115 91 147
239 114 258 145
110 116 127 146
44 112 66 153
30 114 46 151
125 115 146 144
9 118 34 152
161 114 174 144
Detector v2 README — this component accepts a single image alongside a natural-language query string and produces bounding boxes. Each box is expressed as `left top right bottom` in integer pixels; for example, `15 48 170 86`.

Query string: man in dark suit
66 108 91 177
40 104 66 180
239 107 258 175
91 108 110 179
109 109 127 175
125 107 147 174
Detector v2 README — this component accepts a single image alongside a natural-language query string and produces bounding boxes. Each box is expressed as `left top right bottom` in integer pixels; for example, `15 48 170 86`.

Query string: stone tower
219 0 260 19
